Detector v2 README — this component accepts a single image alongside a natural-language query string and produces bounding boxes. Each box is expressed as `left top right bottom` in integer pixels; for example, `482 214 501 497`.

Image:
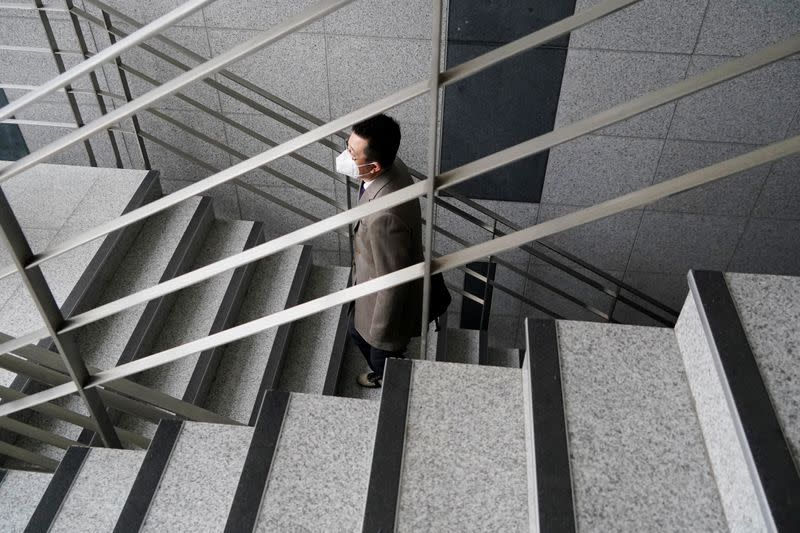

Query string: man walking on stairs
336 114 424 388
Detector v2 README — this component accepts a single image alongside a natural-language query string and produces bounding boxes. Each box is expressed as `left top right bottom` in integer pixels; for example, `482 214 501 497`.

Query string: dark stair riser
247 246 312 426
113 420 183 533
322 271 353 396
182 223 264 407
24 446 90 533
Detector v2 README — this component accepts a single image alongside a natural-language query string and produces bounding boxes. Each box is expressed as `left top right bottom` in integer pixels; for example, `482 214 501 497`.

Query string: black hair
352 114 401 169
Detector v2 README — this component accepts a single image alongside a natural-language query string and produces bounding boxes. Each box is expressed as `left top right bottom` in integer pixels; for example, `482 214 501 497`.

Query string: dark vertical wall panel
0 89 30 161
441 1 577 202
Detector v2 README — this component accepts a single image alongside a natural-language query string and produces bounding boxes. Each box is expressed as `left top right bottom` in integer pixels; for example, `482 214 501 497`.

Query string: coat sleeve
368 211 415 345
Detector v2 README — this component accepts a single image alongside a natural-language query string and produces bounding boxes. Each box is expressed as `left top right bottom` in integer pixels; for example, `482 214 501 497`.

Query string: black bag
428 272 451 331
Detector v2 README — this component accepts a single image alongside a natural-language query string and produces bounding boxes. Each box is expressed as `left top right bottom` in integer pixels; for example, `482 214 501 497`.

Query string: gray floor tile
694 0 800 57
571 0 707 53
669 56 800 144
0 470 52 532
555 49 689 138
751 154 800 219
323 0 432 39
326 35 431 126
536 204 642 272
647 139 771 216
627 211 748 273
727 217 800 275
208 30 330 120
99 0 205 26
541 134 663 205
203 0 324 33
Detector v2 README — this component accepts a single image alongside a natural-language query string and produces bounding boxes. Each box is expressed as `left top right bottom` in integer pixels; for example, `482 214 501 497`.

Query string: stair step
536 320 727 532
140 422 254 532
254 393 379 531
49 448 144 532
443 328 482 364
277 265 351 394
204 245 308 424
118 219 256 439
7 196 206 462
0 469 52 531
393 359 528 531
676 271 800 531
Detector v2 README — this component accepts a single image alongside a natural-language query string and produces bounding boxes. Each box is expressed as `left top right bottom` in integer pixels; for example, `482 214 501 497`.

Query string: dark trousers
348 313 406 377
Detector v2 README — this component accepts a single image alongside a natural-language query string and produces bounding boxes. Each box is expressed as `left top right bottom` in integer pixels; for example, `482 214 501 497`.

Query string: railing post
479 220 499 332
419 0 444 360
0 190 121 448
100 9 151 169
34 0 97 166
64 0 124 168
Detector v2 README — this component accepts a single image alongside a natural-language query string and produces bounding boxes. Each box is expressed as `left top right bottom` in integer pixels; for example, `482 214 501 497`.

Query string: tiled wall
2 1 799 348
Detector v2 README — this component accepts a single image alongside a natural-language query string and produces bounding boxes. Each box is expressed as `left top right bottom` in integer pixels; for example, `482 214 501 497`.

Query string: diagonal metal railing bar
1 133 797 418
142 107 344 210
0 352 172 424
433 224 606 321
440 188 680 317
81 0 342 143
136 128 350 238
0 440 59 471
0 386 149 449
15 11 795 280
0 0 216 122
68 5 349 187
0 30 791 350
0 414 79 451
0 333 240 425
3 0 640 273
0 0 356 186
438 34 800 191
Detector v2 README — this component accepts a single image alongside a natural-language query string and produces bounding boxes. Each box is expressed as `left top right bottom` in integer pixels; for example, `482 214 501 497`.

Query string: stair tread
51 448 145 533
555 320 726 532
0 470 53 531
256 393 379 532
142 423 254 532
0 165 149 387
204 245 306 423
119 219 255 438
397 359 528 531
444 328 481 364
8 197 205 460
277 265 350 394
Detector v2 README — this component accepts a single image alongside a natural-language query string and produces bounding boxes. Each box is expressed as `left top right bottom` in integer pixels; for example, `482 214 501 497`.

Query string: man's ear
370 161 382 174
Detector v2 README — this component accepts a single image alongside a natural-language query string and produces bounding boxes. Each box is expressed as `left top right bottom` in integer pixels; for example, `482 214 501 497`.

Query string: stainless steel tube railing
0 0 798 443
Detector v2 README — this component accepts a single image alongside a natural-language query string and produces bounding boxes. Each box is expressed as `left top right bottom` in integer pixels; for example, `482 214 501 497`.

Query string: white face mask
336 149 375 179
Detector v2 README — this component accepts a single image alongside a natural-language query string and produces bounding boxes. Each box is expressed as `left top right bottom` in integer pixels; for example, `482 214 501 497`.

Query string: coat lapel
354 169 394 231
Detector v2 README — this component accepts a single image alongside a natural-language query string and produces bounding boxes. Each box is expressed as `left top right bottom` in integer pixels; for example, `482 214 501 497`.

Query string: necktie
359 181 365 200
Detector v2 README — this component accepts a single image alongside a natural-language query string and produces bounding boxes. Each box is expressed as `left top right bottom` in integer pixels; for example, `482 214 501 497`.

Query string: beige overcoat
352 159 424 351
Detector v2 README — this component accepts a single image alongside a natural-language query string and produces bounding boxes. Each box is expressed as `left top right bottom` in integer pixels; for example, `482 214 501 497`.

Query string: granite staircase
0 163 798 531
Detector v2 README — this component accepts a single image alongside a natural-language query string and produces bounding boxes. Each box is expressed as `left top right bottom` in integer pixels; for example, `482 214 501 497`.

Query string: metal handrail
0 0 637 279
0 0 215 121
73 0 674 322
0 0 798 430
1 132 798 417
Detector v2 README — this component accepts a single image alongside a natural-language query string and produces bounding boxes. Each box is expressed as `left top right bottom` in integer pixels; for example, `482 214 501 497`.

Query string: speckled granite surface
256 394 378 532
726 273 800 461
444 328 481 364
278 265 350 394
558 320 727 532
142 422 254 532
0 470 52 531
205 246 303 423
120 220 254 438
11 198 204 454
51 448 145 533
396 360 528 532
675 296 768 533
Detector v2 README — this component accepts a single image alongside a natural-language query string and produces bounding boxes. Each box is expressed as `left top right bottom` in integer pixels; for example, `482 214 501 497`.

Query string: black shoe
356 372 382 388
